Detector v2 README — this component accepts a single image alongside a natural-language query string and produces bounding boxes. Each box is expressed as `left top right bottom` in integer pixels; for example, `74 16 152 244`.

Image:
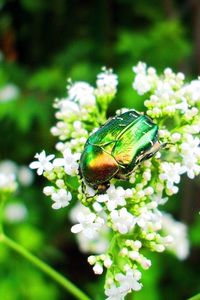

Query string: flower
71 211 105 239
110 208 135 234
18 166 34 186
182 79 200 103
70 203 109 253
0 173 17 192
96 67 118 98
96 184 127 211
93 263 104 275
115 269 142 293
51 189 72 209
30 64 200 299
180 134 200 179
132 62 157 95
29 150 55 175
4 203 28 223
68 82 96 107
105 284 126 300
0 84 20 102
159 162 186 194
161 213 189 260
53 148 80 176
105 269 142 300
0 160 18 175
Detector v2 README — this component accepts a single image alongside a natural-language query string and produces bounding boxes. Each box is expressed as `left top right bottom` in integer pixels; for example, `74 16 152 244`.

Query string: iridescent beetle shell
79 110 162 192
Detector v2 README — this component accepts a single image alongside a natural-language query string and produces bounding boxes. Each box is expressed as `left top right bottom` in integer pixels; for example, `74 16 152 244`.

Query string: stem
188 294 200 300
0 234 90 300
0 194 6 233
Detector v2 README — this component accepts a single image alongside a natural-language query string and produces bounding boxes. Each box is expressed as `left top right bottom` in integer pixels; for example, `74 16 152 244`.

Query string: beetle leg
114 173 129 180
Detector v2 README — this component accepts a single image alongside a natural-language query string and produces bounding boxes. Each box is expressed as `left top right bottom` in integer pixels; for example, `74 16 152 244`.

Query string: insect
79 110 164 193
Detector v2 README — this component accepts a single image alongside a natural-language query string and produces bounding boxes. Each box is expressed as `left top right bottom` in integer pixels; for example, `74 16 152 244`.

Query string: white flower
0 160 18 175
0 84 20 102
105 269 142 300
96 68 118 97
30 150 55 175
0 173 17 192
159 162 186 192
105 284 126 300
93 263 103 275
68 82 96 107
43 186 55 196
161 213 189 260
76 226 109 254
135 206 162 230
180 134 200 179
104 256 113 268
51 189 72 209
182 79 200 103
133 73 152 95
96 184 126 211
110 208 135 234
71 211 105 239
18 166 34 186
70 203 109 253
53 148 80 176
132 62 157 95
4 203 27 223
54 98 81 118
115 269 142 293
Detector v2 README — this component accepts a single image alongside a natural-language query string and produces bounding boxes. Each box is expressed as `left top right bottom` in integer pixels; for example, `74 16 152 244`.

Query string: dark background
0 1 200 299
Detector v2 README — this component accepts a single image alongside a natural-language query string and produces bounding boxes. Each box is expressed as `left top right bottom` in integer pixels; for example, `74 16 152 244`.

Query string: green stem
0 194 5 233
0 234 90 300
188 294 200 300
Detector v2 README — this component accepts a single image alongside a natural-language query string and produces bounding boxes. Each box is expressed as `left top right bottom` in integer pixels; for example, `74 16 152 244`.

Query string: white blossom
30 64 200 298
68 82 96 107
70 203 109 253
132 62 157 95
182 79 200 103
180 134 200 179
53 148 80 176
0 173 17 192
96 67 118 98
110 208 135 234
54 98 81 118
93 263 103 275
159 162 186 193
0 84 20 102
0 160 18 175
29 150 55 175
71 211 105 239
96 184 127 211
105 284 126 300
4 203 28 223
51 189 72 209
105 269 142 300
161 213 189 260
115 269 142 293
18 166 34 186
0 160 33 187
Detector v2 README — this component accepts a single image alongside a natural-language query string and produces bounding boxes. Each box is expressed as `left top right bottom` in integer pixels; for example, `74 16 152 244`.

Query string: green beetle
79 110 163 193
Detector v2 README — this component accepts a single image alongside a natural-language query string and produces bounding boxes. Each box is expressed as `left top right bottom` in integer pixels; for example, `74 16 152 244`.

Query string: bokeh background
0 0 200 299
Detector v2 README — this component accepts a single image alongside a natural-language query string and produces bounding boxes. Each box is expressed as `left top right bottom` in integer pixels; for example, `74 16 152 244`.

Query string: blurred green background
0 0 200 299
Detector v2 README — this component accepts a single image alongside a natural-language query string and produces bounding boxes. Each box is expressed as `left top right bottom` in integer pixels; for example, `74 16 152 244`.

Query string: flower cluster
30 63 200 299
0 84 20 103
0 160 33 187
0 160 33 223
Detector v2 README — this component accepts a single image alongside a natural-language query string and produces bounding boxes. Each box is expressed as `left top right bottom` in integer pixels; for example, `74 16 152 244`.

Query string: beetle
79 110 164 193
